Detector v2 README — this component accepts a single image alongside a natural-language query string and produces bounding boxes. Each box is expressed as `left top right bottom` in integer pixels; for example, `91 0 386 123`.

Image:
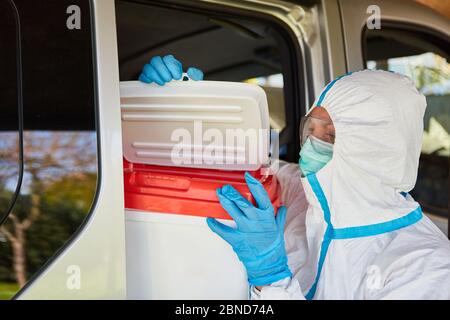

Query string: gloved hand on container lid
207 172 292 286
139 55 204 85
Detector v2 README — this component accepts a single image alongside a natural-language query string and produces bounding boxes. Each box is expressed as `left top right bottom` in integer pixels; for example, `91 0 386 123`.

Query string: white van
0 0 448 299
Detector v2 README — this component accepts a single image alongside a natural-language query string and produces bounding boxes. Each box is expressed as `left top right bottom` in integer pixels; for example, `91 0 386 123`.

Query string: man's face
300 106 335 145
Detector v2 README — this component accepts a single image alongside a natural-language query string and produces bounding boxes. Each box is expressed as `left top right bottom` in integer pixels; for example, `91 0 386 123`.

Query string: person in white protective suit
207 69 450 300
139 58 450 300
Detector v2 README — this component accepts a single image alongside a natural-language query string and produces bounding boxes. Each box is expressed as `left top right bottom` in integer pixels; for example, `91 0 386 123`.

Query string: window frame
0 0 24 227
361 20 450 64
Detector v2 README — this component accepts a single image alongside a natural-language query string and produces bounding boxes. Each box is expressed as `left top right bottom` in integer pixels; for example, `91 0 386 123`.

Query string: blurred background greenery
0 132 97 300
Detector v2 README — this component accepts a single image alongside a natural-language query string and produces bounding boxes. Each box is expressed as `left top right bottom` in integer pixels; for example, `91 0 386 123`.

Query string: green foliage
0 282 19 300
414 65 450 91
0 172 97 287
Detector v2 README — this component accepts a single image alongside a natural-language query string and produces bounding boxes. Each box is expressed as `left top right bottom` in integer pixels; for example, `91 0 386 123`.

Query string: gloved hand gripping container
121 80 280 299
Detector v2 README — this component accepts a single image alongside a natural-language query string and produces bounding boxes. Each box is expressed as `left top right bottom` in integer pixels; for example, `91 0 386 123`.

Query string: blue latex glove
207 172 291 286
139 55 204 85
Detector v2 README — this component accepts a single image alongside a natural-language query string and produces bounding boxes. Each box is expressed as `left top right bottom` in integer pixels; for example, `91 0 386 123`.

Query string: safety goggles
299 115 335 146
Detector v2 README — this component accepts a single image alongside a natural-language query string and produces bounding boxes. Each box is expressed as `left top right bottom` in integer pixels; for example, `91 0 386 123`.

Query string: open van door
4 0 312 299
9 0 127 299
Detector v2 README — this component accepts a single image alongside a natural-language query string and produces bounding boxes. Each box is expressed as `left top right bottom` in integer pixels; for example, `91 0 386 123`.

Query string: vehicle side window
245 74 286 131
0 0 98 299
363 25 449 234
0 0 21 227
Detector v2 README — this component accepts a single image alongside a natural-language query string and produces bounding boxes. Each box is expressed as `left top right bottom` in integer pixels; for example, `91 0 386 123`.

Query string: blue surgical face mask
299 136 334 176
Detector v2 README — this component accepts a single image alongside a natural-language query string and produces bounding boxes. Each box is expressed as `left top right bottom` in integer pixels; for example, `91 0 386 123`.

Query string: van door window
364 25 450 235
0 0 98 299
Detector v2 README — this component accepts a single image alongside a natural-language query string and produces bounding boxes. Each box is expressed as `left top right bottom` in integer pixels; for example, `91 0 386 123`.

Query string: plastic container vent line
120 80 270 171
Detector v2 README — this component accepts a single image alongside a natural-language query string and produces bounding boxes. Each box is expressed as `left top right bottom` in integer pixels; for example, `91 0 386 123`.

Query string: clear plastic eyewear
299 115 335 146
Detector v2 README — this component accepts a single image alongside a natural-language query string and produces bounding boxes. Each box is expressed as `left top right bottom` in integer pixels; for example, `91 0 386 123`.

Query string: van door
1 0 126 299
338 0 450 236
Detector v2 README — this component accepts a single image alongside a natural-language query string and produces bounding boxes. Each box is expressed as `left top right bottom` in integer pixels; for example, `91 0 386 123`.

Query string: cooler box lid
120 80 270 171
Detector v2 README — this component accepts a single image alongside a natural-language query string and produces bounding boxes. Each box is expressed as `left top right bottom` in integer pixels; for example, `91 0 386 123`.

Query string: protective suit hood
302 70 426 230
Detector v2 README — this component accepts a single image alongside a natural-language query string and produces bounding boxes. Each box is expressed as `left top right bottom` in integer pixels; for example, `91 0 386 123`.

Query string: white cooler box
121 80 280 299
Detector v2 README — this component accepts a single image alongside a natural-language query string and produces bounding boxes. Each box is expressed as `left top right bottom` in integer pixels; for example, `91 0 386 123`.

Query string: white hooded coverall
251 70 450 300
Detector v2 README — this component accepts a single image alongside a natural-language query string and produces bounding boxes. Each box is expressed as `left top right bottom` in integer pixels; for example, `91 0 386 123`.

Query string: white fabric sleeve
248 161 308 300
273 160 307 209
274 160 309 281
369 224 450 300
250 277 305 300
